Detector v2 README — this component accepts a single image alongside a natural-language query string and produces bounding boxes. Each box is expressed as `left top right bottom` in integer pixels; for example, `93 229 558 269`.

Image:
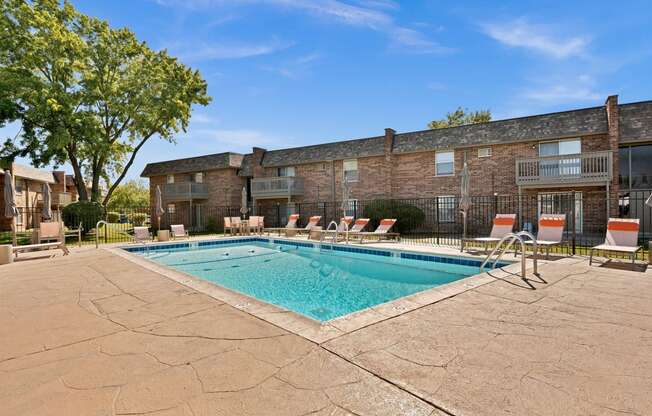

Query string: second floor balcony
516 151 613 187
163 182 209 201
251 176 304 199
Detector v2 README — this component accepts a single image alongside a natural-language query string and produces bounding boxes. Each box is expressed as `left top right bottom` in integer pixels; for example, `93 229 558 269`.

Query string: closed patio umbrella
3 170 18 245
240 187 248 219
42 183 52 221
155 185 165 230
459 161 471 243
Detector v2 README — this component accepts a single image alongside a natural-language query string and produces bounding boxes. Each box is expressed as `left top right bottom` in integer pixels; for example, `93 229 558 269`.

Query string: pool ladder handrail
95 220 108 249
320 220 342 248
480 231 537 278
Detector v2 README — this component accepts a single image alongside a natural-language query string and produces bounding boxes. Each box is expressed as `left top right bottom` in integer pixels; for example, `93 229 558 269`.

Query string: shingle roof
141 152 243 177
393 106 608 154
260 136 385 167
12 163 56 183
619 100 652 143
238 154 253 177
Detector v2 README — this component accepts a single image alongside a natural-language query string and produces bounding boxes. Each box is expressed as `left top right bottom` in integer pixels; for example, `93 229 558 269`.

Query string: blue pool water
128 239 499 321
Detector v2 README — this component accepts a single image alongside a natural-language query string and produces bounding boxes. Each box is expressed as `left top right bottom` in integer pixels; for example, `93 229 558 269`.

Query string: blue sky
4 0 652 180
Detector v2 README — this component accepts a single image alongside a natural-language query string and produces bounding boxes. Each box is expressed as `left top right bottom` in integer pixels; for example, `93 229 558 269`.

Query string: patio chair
224 217 234 235
14 222 70 258
356 219 400 243
133 226 152 244
319 216 354 242
230 217 243 235
461 214 516 252
518 214 569 259
298 216 322 234
170 224 189 240
248 216 264 234
331 218 369 242
263 214 300 236
589 218 642 266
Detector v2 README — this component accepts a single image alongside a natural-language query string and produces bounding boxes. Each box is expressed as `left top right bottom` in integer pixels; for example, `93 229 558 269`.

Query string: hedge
62 201 105 235
362 200 425 233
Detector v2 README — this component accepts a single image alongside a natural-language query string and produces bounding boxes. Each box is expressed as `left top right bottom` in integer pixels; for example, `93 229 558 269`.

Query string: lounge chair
589 218 642 266
298 216 321 234
170 224 189 240
263 214 300 236
461 214 516 252
14 222 70 257
355 219 400 243
332 218 369 242
224 217 233 235
518 214 569 259
133 226 152 243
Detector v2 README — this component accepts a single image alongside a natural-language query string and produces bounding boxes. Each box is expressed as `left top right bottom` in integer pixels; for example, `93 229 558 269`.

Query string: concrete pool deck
1 244 650 415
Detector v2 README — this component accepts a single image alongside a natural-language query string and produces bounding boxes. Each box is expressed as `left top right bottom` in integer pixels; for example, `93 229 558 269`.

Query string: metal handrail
321 221 339 248
480 231 538 278
95 220 108 249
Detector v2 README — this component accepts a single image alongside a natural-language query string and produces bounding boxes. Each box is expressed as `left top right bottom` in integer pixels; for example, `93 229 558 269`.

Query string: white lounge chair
461 214 516 252
519 214 569 258
590 218 642 266
170 224 189 240
133 226 152 243
319 216 356 242
14 222 69 257
263 214 300 236
248 216 264 234
356 219 400 243
298 216 321 234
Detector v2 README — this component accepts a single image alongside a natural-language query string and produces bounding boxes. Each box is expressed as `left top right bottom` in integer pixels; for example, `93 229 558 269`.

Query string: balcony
516 151 613 187
53 192 73 206
251 177 304 199
163 182 209 201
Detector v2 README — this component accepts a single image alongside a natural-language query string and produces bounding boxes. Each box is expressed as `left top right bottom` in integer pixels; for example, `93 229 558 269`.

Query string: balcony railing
516 151 612 187
251 176 304 199
53 192 73 206
163 182 209 201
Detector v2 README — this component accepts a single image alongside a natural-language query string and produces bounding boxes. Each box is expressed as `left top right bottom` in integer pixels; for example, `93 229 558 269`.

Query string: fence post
571 193 576 255
353 200 357 219
435 196 440 245
276 203 280 227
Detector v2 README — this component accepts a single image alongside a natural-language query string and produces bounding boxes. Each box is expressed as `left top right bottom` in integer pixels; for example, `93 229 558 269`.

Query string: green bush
129 212 148 226
206 216 220 233
106 211 120 223
62 201 105 235
362 200 425 233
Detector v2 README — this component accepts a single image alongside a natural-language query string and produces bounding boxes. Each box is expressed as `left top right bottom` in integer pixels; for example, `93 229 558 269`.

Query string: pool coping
108 236 528 343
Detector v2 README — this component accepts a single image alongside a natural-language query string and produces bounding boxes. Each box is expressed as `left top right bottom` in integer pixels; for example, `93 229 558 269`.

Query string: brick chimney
383 128 395 198
251 147 266 178
605 95 619 191
52 171 66 193
384 128 395 159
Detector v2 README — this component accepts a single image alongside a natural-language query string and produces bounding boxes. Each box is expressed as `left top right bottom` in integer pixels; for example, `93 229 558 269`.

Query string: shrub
62 201 105 235
206 216 220 234
129 212 148 226
106 211 120 223
362 200 425 233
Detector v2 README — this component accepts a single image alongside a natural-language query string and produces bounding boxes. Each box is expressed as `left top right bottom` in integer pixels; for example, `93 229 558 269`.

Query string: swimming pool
125 238 506 321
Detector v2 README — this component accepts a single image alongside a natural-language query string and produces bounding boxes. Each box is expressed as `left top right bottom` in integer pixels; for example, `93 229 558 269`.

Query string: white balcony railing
163 182 209 201
251 176 304 199
516 151 612 187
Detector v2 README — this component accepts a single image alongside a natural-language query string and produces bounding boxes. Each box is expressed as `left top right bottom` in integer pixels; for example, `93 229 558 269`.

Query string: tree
428 107 491 129
0 0 210 205
106 179 149 209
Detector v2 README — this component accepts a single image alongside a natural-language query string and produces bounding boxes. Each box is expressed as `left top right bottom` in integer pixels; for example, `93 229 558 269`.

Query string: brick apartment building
0 163 83 231
141 95 652 233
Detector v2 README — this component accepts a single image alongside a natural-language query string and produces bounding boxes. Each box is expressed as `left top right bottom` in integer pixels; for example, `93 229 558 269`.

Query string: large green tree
106 179 149 209
428 107 491 129
0 0 210 205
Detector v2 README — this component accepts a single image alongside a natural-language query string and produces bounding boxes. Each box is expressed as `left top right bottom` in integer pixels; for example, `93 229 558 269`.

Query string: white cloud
261 52 323 78
170 38 294 61
482 18 589 59
156 0 448 54
188 128 295 152
522 75 602 104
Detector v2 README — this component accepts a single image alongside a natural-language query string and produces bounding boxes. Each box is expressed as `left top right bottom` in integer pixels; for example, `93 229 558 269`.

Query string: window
277 167 295 177
436 196 456 223
15 179 24 194
14 208 22 225
539 139 581 177
166 174 174 184
478 147 492 158
193 172 203 183
539 139 581 156
435 151 454 176
343 159 358 182
167 203 176 214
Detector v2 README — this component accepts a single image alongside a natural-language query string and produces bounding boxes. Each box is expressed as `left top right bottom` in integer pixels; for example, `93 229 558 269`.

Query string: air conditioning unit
478 147 492 158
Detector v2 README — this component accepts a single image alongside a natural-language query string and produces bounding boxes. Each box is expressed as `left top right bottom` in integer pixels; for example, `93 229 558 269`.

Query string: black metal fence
2 190 650 258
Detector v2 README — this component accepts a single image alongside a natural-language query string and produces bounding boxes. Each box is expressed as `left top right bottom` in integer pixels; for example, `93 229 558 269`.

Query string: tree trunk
67 147 88 201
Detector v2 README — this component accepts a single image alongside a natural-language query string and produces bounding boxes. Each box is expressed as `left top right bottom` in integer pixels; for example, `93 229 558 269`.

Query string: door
537 192 582 233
